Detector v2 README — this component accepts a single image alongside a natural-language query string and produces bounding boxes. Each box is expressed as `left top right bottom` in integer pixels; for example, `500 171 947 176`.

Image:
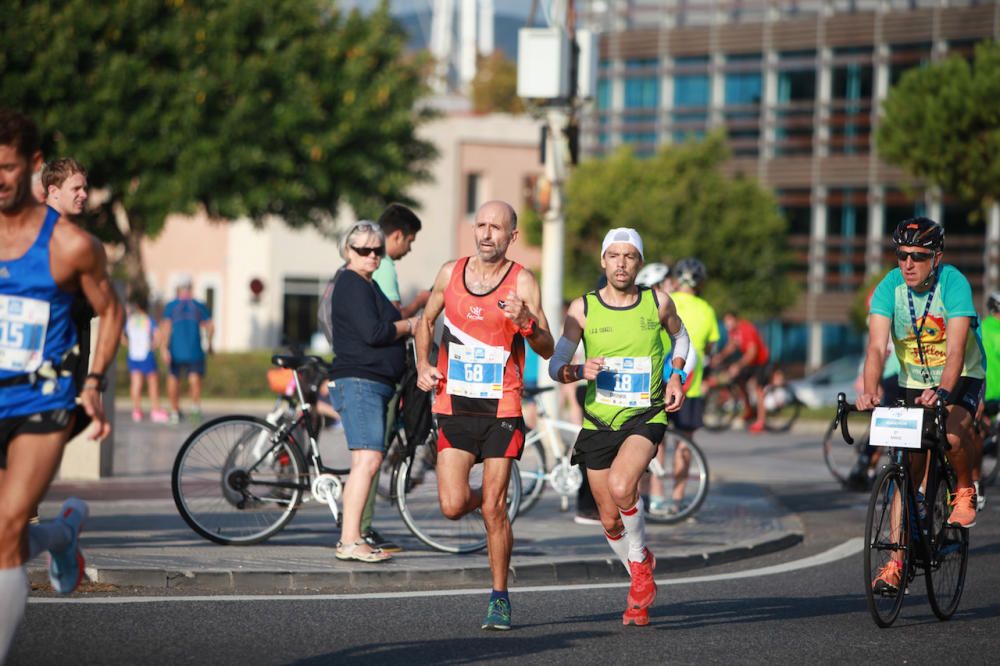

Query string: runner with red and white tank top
415 200 554 631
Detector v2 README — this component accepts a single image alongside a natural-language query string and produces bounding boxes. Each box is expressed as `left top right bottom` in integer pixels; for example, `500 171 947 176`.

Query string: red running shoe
622 606 650 626
626 548 657 610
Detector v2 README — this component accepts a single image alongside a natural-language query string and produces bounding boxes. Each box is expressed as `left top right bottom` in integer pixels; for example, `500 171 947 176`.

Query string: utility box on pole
517 28 571 99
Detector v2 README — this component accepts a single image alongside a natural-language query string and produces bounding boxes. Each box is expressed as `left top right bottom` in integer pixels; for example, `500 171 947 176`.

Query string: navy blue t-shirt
329 269 405 387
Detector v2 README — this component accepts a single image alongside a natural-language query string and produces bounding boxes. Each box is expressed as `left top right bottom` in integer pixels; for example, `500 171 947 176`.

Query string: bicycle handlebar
832 392 947 449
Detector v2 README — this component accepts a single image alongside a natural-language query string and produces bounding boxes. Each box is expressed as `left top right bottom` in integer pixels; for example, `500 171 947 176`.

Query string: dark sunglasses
351 245 385 257
896 249 935 263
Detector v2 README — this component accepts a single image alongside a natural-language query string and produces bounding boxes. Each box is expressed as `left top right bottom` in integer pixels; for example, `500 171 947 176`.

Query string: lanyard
906 277 938 384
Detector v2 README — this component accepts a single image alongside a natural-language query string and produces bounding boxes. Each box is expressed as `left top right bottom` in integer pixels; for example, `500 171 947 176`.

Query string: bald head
473 200 518 263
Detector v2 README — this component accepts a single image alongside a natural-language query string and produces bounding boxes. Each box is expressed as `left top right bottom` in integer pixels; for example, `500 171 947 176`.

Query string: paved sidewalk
29 407 804 594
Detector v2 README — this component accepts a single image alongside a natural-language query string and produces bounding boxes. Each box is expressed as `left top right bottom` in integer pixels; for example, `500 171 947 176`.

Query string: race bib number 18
0 295 50 373
595 356 652 407
446 343 505 399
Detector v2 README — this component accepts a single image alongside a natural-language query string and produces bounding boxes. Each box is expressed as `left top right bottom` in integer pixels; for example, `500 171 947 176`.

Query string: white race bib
869 407 924 449
446 343 505 399
0 294 50 373
595 356 652 407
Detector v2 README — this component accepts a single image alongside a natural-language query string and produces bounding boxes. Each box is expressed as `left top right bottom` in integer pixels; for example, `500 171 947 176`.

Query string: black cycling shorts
903 376 983 418
0 409 74 469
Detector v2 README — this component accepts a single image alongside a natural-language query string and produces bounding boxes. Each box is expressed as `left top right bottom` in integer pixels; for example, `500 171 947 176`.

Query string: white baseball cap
601 227 644 260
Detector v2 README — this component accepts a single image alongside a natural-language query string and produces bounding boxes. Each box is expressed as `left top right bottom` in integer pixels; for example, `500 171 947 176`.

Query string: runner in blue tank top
0 109 124 661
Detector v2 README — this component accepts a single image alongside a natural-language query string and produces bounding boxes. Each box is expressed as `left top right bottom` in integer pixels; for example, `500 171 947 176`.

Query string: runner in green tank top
548 228 691 628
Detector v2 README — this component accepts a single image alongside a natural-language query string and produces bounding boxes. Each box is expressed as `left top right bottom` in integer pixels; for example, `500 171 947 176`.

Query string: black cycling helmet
989 291 1000 314
892 217 944 251
673 257 707 288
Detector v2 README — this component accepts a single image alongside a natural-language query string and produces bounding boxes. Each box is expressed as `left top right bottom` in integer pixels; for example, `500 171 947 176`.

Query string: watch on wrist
935 388 951 404
84 372 107 392
670 367 688 385
518 317 536 337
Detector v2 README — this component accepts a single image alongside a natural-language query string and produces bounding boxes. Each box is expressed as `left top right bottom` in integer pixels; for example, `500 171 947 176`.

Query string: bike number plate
869 407 924 449
595 356 651 407
0 295 49 373
446 343 504 399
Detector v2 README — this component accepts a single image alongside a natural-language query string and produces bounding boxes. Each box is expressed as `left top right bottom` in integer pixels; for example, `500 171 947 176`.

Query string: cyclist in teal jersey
549 228 690 627
859 217 985 594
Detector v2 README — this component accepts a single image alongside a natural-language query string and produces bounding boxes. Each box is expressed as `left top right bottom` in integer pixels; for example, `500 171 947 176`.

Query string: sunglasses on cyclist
895 249 935 263
351 245 385 257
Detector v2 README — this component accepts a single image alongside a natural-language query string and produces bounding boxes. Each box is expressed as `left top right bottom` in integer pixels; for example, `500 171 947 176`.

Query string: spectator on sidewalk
159 275 213 424
123 292 168 423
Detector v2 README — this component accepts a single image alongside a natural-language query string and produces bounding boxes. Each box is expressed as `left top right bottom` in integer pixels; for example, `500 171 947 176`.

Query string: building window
827 189 869 293
889 42 932 87
831 48 874 155
282 277 322 349
775 51 817 156
465 173 481 216
672 56 710 143
724 54 763 157
623 58 659 154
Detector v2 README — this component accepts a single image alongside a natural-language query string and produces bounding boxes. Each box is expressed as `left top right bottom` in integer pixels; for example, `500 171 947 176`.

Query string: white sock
0 567 29 662
604 529 630 571
619 499 647 563
27 520 73 561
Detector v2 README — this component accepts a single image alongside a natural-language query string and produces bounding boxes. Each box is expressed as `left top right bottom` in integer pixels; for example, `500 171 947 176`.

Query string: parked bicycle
517 386 710 524
831 392 969 628
702 366 801 433
171 354 521 554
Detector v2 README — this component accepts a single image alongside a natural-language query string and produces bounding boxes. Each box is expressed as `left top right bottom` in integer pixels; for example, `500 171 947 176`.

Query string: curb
28 529 803 594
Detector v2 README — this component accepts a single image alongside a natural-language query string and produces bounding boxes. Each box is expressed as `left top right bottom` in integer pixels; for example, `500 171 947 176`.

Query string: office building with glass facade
579 0 1000 369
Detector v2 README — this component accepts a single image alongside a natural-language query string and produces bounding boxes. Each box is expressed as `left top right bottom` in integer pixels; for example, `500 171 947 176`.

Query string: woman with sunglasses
858 217 987 594
327 221 418 563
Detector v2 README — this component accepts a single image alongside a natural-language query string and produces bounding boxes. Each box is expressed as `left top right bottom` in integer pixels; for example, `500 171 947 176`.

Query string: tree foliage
559 134 798 317
470 51 524 114
0 0 436 291
877 41 1000 217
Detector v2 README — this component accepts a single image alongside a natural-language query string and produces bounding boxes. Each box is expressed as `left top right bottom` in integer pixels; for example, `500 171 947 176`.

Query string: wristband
669 367 688 385
84 372 107 392
935 388 951 405
518 318 536 337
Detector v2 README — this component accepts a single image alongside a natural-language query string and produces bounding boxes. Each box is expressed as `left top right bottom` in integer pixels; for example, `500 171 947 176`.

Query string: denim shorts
328 377 394 452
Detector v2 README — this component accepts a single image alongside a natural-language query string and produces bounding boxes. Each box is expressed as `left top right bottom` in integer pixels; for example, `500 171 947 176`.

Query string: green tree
561 133 798 317
470 51 524 114
877 41 1000 218
1 0 436 293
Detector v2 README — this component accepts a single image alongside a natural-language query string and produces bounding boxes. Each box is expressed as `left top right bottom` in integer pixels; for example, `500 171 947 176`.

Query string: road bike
702 367 802 433
171 354 521 553
517 386 710 524
831 393 969 628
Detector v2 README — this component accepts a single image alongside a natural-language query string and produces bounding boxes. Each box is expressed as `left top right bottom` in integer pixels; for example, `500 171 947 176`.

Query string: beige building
141 112 543 352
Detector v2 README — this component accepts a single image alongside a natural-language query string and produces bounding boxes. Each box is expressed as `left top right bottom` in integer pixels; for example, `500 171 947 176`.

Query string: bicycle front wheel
172 416 306 545
645 430 710 525
703 385 739 432
863 466 911 628
763 384 801 433
516 434 547 515
925 474 969 620
395 446 522 554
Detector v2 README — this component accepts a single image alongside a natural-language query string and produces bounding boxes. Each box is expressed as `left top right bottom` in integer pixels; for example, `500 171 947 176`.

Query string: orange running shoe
872 560 902 596
748 420 766 434
622 606 650 626
947 487 977 528
626 548 657 610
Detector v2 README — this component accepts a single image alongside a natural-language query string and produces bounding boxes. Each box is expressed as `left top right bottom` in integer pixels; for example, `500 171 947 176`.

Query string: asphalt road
12 425 1000 665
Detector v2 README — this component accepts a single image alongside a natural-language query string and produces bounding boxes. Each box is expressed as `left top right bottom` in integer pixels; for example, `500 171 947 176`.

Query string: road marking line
29 538 862 605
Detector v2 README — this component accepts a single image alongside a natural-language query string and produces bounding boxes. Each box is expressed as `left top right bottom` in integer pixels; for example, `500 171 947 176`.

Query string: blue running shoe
481 597 512 631
48 497 89 594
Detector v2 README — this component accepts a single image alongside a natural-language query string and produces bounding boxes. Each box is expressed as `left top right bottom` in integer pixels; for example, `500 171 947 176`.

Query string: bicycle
517 386 710 524
702 366 802 433
171 354 521 553
831 392 969 628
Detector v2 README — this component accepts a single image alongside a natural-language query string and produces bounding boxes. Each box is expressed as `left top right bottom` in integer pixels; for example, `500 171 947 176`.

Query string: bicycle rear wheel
377 430 407 500
925 474 969 620
863 466 911 628
703 385 739 432
763 384 801 433
822 411 872 487
395 446 522 554
172 416 306 545
516 434 547 514
645 430 710 524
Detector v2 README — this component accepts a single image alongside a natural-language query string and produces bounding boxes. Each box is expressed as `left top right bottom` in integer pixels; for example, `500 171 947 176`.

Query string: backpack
317 265 347 349
398 345 433 455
